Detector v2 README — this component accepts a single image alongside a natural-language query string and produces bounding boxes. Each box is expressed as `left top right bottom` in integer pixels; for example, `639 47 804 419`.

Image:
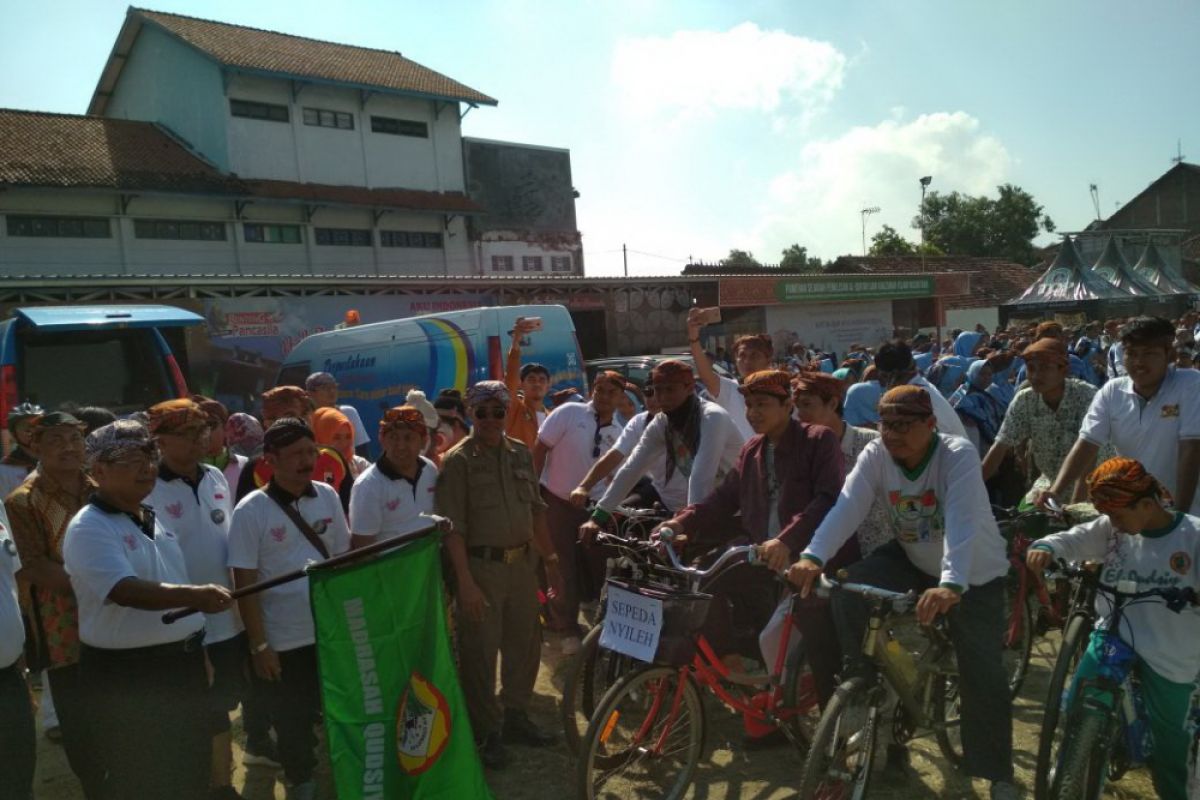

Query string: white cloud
752 111 1012 261
611 22 846 120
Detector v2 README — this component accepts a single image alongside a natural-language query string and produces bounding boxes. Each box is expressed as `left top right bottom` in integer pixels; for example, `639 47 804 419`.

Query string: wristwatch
250 641 270 655
544 553 561 565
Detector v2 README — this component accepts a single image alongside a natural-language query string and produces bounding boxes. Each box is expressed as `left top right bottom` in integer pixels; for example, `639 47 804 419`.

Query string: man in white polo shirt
144 399 244 800
349 405 439 548
533 370 625 652
228 418 350 800
63 420 233 800
0 502 34 800
1040 316 1200 515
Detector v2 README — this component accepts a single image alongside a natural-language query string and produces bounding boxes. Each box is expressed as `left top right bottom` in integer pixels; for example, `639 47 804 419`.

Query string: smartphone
525 317 543 332
691 307 721 326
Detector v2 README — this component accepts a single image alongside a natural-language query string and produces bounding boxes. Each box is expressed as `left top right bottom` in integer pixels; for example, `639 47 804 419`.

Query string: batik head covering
191 395 230 426
1087 457 1171 513
592 370 626 392
262 418 315 452
877 385 933 418
736 369 791 399
792 371 847 404
146 399 209 435
1035 321 1064 341
734 334 774 358
261 386 310 420
380 406 429 437
85 419 157 466
649 359 695 385
1021 337 1069 367
30 411 85 434
465 380 511 408
225 413 264 457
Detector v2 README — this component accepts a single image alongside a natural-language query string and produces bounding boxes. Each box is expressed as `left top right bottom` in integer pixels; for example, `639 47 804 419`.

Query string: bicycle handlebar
816 574 918 610
593 530 760 581
1049 559 1198 611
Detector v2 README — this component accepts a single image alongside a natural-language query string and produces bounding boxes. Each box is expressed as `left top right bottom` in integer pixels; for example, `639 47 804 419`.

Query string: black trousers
47 662 106 799
251 645 321 785
0 663 34 800
832 541 1014 783
81 639 210 800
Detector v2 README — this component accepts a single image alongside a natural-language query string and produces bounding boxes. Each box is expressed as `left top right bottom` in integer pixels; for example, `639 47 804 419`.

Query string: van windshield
18 329 172 414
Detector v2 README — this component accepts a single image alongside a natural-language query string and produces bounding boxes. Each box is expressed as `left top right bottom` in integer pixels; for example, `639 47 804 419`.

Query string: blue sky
3 0 1197 276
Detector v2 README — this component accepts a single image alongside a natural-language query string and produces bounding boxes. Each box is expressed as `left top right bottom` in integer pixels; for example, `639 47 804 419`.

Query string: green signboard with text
773 275 935 303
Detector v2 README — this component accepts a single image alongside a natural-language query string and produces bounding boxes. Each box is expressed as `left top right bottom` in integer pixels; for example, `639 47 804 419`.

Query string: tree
722 249 761 269
868 225 916 256
779 244 825 272
913 183 1055 265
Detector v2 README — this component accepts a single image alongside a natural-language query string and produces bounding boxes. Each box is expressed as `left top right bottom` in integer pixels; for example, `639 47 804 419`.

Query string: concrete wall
945 306 999 333
106 24 229 169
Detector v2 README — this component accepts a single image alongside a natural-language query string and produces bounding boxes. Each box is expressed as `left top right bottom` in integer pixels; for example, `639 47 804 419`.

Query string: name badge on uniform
210 509 226 525
1162 404 1180 418
313 519 328 535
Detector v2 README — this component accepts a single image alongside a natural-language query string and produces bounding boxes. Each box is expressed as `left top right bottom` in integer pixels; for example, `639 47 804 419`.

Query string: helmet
8 401 45 432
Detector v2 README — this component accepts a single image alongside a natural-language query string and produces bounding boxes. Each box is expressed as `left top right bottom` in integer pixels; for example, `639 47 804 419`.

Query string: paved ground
30 633 1158 799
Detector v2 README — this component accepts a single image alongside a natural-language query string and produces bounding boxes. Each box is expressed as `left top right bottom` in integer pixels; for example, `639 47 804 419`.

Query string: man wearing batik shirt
6 412 102 798
349 406 440 548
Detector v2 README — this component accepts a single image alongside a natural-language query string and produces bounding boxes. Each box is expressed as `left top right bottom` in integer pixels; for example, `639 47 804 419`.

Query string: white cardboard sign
600 585 664 663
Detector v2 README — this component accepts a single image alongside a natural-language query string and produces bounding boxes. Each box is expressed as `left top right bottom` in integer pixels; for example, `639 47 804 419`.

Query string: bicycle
1035 560 1196 800
796 573 963 800
560 505 671 755
575 541 821 800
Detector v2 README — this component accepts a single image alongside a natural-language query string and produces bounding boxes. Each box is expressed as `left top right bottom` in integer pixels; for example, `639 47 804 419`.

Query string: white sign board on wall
765 301 894 360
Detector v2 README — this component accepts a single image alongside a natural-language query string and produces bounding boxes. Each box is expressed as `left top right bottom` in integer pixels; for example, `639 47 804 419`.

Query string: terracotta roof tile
135 8 496 106
0 109 483 214
828 255 1041 309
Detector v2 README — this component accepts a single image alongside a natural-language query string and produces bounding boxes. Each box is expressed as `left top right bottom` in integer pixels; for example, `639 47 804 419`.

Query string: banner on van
195 295 492 412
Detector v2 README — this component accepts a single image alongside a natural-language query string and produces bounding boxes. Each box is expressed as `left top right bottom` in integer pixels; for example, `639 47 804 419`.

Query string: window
19 329 168 414
230 99 290 122
370 116 429 138
551 255 573 272
522 256 544 272
302 107 354 130
133 219 226 241
380 230 443 249
491 255 514 272
315 227 371 246
6 215 110 238
244 223 303 244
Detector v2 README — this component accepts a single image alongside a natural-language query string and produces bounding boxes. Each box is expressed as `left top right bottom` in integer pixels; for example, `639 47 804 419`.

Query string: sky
2 0 1198 277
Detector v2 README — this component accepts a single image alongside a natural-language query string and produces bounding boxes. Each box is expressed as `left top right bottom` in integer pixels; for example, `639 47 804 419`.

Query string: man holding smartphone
688 307 771 442
504 317 550 449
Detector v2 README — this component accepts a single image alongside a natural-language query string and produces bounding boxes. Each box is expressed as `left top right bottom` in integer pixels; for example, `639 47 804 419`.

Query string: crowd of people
1 307 1198 800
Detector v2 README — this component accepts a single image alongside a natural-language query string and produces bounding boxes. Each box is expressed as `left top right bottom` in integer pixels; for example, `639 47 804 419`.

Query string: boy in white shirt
687 310 773 443
1027 458 1200 800
349 405 439 548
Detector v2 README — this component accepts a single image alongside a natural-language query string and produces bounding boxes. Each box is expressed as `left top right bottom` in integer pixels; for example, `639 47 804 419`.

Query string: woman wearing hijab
985 351 1017 409
843 365 883 428
950 360 1005 453
311 406 357 511
929 330 984 397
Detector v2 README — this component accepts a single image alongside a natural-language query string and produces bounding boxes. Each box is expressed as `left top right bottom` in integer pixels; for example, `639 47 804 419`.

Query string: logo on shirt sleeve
123 534 138 551
269 526 287 543
1162 404 1180 418
165 501 184 519
386 498 401 512
1170 551 1192 576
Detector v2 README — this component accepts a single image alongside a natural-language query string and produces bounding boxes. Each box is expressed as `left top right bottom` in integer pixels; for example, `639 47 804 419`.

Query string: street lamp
919 176 932 271
860 206 880 256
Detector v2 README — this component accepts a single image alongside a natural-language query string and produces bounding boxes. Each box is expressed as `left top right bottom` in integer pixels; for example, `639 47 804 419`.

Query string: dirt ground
30 634 1158 799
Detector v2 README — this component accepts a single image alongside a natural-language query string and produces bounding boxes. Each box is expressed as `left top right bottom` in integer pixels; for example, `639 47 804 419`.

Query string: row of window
230 99 430 138
5 216 443 248
492 255 573 273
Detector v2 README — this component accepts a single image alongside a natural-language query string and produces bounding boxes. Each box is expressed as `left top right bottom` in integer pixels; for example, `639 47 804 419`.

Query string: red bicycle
575 540 821 800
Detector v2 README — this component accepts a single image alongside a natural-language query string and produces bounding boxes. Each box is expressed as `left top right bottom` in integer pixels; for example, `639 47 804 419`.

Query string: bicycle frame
862 607 955 731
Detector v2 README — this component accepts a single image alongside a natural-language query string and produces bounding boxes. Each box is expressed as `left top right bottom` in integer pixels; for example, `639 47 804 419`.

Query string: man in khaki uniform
436 380 564 770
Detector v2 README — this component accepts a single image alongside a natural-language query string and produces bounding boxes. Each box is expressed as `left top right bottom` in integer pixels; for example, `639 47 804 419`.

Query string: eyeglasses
878 416 928 434
473 407 506 420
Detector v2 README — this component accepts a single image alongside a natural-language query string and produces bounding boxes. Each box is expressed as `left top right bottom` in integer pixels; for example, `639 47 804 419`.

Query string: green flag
310 533 492 799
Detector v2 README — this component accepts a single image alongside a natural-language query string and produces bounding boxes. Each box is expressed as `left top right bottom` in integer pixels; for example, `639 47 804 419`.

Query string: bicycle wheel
932 672 965 767
1050 709 1114 800
780 640 823 751
577 665 705 800
797 677 880 800
562 626 634 756
1002 572 1035 698
1034 614 1090 800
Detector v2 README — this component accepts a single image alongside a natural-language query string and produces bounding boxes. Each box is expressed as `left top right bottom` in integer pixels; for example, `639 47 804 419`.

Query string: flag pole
162 523 441 624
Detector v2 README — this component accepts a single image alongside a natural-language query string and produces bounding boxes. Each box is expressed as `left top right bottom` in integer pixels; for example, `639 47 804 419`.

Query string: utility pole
919 176 932 272
1172 139 1186 165
860 206 880 256
1090 184 1102 221
622 243 628 278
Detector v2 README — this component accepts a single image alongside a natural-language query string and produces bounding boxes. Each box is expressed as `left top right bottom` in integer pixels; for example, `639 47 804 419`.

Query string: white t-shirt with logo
805 434 1008 590
227 482 350 652
1080 369 1200 514
0 506 25 667
349 456 438 541
146 464 242 644
713 375 754 443
538 401 622 502
1033 513 1200 683
611 411 688 513
63 502 206 649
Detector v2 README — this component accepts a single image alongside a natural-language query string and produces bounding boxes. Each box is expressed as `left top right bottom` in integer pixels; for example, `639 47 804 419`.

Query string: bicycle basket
605 578 713 666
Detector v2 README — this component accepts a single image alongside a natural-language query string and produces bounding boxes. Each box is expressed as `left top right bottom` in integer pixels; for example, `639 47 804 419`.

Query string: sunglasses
473 407 506 420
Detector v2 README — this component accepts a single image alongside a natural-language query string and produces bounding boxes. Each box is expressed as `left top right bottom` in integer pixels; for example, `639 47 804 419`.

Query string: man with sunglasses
532 371 625 654
144 399 243 800
787 386 1016 800
63 420 233 800
436 381 564 770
